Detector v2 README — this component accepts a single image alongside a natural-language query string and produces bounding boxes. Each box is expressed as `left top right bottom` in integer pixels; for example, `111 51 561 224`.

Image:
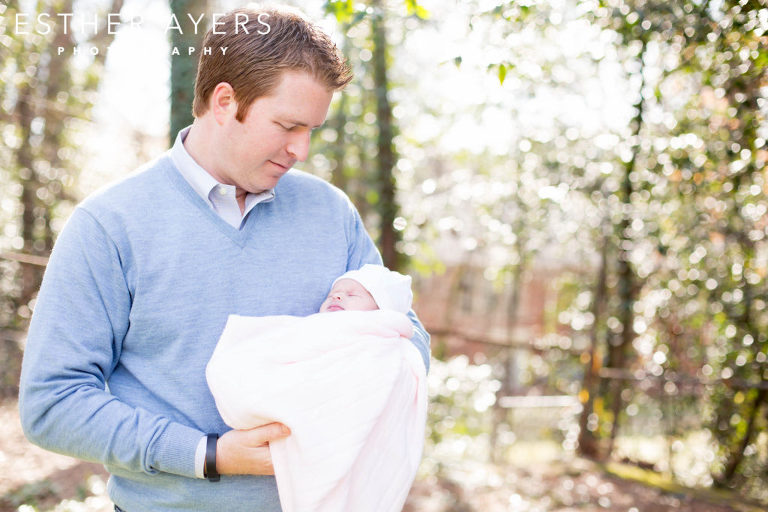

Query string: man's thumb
256 422 291 442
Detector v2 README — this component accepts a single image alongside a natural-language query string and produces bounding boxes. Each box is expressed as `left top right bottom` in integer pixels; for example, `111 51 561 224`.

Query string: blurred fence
426 327 767 505
0 252 49 267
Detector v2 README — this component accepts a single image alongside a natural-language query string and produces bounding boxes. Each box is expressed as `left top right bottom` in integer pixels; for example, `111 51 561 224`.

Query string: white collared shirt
170 126 275 229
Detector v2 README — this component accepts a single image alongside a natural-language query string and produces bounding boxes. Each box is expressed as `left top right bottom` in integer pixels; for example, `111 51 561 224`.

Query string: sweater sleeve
344 200 431 372
18 207 204 478
405 310 431 373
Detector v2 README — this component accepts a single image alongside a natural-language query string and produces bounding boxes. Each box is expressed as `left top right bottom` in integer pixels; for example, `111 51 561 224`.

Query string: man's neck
182 121 223 183
183 122 247 214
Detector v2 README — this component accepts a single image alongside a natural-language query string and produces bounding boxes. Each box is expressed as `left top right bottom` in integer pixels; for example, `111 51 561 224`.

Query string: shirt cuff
194 435 208 478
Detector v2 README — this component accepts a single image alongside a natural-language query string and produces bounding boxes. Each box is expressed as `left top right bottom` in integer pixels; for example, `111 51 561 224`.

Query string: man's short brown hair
192 6 353 122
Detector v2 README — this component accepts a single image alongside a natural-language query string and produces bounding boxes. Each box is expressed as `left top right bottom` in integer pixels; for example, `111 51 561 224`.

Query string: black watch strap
204 433 220 482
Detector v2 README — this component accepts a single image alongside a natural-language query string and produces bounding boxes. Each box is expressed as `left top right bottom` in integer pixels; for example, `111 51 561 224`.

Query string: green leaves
324 0 430 24
405 0 430 19
486 62 513 85
324 0 357 24
498 63 508 85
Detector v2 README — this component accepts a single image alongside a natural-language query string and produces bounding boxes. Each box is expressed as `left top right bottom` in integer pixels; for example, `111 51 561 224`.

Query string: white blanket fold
206 310 427 512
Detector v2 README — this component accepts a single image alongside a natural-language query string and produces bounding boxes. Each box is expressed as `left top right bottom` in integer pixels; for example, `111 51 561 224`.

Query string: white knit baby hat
333 264 413 314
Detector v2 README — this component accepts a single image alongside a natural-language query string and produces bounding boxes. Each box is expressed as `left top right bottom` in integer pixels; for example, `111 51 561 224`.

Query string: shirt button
218 187 227 195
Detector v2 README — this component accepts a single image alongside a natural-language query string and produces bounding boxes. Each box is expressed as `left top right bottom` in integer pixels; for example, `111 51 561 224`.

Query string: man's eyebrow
280 118 323 129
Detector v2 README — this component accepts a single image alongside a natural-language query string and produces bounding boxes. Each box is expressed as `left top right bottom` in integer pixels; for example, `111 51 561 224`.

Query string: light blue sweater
18 154 430 512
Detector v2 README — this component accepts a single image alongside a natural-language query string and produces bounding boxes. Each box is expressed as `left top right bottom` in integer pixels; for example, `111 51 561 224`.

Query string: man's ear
210 82 237 125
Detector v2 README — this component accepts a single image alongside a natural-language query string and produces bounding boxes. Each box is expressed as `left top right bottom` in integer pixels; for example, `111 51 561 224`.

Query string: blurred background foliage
1 0 767 508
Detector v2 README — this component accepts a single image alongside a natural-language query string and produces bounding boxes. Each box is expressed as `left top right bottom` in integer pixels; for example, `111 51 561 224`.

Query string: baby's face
319 279 379 313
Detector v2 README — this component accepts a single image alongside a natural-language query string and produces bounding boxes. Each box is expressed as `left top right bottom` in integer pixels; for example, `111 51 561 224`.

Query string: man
19 6 430 512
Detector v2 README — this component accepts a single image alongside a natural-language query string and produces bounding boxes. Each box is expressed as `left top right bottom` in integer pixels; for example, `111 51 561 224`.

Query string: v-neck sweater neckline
162 157 264 247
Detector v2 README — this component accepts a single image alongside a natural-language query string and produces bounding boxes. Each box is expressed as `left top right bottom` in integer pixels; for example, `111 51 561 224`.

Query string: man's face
319 279 379 313
215 70 334 193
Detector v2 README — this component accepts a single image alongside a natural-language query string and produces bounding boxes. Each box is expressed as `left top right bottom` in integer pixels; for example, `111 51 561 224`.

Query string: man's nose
286 131 311 162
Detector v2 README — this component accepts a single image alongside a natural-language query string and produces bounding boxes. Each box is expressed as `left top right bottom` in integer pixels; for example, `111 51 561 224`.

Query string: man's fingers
216 423 290 475
245 422 291 445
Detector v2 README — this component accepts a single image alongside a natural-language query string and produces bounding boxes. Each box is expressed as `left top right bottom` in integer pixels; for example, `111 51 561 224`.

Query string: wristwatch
204 433 220 482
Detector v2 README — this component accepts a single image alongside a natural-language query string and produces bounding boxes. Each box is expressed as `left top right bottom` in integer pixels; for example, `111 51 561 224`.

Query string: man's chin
251 176 283 193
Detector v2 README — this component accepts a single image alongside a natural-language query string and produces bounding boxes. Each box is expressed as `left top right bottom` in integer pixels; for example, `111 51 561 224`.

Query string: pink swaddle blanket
206 310 428 512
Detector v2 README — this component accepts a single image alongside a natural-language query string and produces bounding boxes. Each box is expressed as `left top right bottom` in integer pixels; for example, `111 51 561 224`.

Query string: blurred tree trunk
323 1 415 265
15 0 123 309
16 0 77 308
2 0 122 397
715 246 765 485
169 0 209 144
490 239 527 463
577 226 609 459
370 0 400 270
502 253 525 395
329 92 349 190
16 82 38 309
0 331 25 400
713 6 767 483
329 31 350 190
606 36 646 457
718 388 767 485
41 0 76 252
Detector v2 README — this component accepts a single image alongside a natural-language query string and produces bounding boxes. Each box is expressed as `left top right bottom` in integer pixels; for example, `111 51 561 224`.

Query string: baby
319 264 413 314
206 263 425 512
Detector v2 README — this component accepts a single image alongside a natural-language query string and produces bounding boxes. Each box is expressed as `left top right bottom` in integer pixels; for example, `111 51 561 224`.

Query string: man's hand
216 422 291 475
